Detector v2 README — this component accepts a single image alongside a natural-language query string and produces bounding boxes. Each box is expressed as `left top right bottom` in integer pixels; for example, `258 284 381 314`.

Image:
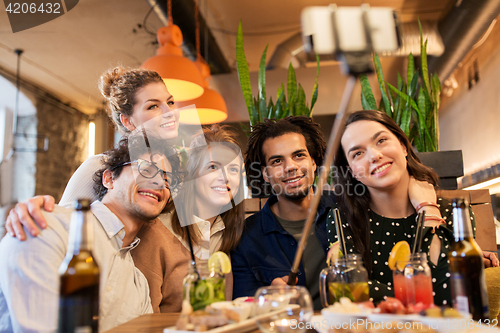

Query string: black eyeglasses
112 159 179 189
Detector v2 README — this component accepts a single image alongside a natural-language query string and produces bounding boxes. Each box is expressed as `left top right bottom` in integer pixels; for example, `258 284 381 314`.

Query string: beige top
160 214 225 259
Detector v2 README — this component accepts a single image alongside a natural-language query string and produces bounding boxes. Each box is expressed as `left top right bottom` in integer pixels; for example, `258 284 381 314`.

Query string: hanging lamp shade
177 57 228 124
141 25 204 102
177 87 228 124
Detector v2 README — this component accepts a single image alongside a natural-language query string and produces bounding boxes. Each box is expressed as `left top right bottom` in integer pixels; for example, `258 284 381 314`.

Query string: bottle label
58 285 99 333
450 273 468 312
456 295 470 314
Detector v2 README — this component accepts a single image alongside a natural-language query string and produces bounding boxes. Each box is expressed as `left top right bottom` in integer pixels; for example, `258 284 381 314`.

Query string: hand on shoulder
5 195 55 240
408 177 437 213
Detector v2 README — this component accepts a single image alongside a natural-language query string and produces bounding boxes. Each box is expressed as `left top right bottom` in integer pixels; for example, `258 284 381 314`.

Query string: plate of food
164 298 296 333
366 312 421 323
417 307 473 333
309 297 375 332
321 297 374 323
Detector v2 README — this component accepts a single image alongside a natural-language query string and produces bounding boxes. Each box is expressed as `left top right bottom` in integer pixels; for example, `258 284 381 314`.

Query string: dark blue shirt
231 191 336 300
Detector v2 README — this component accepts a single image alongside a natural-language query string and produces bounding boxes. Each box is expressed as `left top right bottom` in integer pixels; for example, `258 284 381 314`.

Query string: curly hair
245 116 326 196
333 110 438 276
99 67 164 134
170 125 245 254
93 130 182 201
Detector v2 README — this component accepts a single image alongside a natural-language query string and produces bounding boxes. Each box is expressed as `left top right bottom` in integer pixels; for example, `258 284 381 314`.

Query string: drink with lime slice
189 275 225 311
185 251 231 311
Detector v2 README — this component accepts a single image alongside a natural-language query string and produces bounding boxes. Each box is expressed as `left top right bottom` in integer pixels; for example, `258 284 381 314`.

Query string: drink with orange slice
389 241 434 307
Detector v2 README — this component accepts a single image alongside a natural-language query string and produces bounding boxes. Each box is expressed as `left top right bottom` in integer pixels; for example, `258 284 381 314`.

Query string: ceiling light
141 0 204 103
178 87 227 124
177 58 227 124
176 1 227 124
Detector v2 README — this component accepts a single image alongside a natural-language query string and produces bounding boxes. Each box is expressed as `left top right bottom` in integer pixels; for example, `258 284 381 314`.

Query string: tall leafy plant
360 22 441 152
236 22 319 131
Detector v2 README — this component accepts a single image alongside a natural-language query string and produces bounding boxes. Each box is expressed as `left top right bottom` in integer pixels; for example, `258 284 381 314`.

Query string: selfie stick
288 5 390 285
287 75 357 285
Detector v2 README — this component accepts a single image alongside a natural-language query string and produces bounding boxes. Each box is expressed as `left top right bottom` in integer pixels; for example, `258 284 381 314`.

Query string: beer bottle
448 198 489 321
58 199 100 333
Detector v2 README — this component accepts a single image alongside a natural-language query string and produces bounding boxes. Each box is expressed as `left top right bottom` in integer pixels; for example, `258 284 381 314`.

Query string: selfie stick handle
288 75 357 285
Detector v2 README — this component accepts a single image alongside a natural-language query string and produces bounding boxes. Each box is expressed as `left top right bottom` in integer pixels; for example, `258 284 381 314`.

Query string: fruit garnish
422 306 442 317
350 283 369 301
326 241 343 266
442 307 462 318
190 278 225 311
388 241 411 271
377 297 406 314
208 251 232 275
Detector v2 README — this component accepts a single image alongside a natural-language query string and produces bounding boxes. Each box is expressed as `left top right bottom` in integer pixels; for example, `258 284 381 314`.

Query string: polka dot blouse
326 197 476 306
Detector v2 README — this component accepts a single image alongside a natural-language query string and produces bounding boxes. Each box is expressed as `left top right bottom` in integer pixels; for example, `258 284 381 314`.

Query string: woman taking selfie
328 110 499 306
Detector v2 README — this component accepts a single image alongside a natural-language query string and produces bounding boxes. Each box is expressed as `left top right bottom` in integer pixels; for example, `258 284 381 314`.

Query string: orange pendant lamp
177 57 227 124
176 0 227 124
141 1 204 102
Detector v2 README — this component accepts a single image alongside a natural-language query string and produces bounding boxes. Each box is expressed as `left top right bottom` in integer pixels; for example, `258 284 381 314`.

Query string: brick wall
12 115 38 203
34 97 88 203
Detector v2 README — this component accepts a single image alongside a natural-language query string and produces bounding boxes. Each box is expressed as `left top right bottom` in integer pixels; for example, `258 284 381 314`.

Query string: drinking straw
416 210 426 254
185 225 199 278
412 211 426 256
333 208 347 257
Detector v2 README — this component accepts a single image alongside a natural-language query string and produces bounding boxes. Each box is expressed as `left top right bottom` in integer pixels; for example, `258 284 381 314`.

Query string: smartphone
301 5 401 56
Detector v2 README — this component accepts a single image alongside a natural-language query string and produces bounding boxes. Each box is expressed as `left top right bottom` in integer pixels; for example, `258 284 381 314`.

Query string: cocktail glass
254 286 313 333
393 252 434 307
319 254 369 307
183 270 225 311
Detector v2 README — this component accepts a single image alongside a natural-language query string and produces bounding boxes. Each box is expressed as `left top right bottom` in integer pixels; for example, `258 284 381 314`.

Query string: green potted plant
359 22 462 189
235 22 320 197
235 22 319 132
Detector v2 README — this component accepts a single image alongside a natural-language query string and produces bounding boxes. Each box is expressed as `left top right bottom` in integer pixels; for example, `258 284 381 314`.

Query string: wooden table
104 313 263 333
104 313 319 333
104 312 500 333
104 314 179 333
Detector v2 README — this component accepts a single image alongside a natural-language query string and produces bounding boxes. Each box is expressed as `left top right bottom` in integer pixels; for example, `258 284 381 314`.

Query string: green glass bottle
58 199 100 333
448 198 489 321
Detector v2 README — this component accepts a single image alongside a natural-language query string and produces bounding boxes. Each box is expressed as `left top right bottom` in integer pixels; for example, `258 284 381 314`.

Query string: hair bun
99 67 126 99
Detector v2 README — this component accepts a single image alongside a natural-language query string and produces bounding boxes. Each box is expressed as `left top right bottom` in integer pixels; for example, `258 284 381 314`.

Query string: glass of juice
319 254 369 307
392 253 434 307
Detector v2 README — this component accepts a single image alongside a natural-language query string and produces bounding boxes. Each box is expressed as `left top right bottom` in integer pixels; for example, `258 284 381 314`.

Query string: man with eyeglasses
0 131 182 332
